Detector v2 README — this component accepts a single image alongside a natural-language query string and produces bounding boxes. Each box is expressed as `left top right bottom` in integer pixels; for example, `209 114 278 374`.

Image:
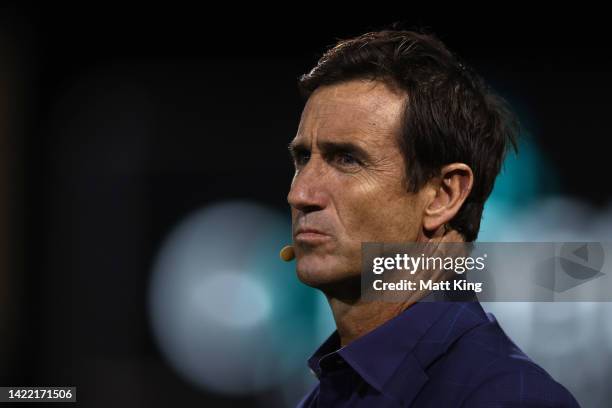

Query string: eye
335 152 360 166
293 150 311 167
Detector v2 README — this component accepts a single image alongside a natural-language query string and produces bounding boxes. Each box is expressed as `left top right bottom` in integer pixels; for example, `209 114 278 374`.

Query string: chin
295 252 360 290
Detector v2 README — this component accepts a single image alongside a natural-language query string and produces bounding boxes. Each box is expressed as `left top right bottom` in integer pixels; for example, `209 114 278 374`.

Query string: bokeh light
148 201 318 396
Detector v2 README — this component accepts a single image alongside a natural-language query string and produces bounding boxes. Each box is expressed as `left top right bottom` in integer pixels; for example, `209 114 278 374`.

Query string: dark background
1 6 610 407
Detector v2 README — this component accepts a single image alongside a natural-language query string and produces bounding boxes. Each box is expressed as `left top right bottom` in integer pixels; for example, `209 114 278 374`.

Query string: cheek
337 182 421 242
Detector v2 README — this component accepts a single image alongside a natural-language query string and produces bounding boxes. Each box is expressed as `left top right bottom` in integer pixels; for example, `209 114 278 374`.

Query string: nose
287 158 329 214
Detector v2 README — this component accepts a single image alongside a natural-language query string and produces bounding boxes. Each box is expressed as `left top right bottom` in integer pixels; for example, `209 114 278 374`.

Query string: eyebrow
288 140 307 157
288 140 371 161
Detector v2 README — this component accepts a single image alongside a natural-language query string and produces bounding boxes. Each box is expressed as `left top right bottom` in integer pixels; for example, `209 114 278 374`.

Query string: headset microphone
279 245 295 261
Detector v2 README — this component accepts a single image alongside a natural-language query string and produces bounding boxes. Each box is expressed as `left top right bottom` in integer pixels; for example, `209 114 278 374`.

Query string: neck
326 293 422 347
325 228 465 347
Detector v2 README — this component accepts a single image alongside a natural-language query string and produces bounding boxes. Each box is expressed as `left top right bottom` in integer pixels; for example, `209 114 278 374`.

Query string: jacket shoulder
460 369 580 407
424 312 580 407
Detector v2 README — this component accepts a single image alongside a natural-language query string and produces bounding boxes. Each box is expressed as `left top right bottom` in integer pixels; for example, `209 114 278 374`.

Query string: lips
294 227 331 243
295 227 326 235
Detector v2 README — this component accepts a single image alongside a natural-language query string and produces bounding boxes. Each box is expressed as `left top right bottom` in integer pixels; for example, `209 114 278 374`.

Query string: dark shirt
297 297 580 407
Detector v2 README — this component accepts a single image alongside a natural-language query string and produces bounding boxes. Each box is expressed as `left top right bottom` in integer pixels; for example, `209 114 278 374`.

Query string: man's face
288 79 429 289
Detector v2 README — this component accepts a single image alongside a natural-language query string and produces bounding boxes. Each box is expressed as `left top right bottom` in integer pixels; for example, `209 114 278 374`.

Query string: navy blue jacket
297 298 580 407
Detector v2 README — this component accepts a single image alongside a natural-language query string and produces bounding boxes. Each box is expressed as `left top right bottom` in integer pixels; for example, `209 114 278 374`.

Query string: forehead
295 80 406 146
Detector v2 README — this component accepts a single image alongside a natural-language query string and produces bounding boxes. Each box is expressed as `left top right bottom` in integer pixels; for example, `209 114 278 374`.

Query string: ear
422 163 474 233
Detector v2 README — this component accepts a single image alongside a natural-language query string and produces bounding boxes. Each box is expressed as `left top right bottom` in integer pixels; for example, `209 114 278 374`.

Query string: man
286 30 580 407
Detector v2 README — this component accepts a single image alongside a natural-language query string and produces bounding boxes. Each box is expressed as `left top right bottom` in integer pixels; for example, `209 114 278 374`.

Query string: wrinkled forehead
296 80 406 145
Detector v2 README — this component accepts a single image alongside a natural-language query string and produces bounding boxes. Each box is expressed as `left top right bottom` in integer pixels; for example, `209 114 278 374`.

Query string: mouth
294 228 331 244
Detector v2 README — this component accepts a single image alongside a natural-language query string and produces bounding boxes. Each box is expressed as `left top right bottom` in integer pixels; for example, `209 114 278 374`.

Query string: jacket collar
307 291 488 406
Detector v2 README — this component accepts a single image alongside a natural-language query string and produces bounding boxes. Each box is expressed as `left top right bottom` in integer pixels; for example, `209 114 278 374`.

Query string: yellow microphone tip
280 245 295 262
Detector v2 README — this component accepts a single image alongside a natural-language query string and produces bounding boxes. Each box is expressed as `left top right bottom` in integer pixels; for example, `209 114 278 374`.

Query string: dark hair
298 30 519 242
